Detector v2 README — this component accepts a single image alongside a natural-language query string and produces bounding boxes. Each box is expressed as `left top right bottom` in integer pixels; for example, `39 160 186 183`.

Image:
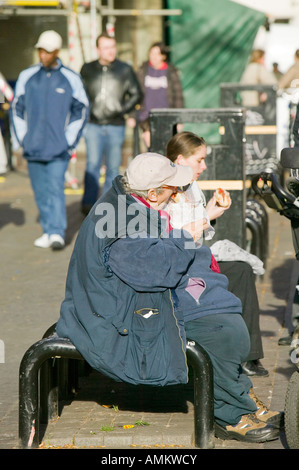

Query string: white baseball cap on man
35 30 62 53
126 152 193 190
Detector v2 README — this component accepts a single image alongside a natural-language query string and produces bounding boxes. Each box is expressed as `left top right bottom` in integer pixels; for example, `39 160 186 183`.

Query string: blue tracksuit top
10 59 89 161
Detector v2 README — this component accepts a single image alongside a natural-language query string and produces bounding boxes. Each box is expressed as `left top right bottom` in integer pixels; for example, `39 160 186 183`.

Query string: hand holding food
205 189 231 222
215 188 230 208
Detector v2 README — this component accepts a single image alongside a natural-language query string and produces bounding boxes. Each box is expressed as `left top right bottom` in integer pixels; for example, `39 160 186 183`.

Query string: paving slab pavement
0 162 298 453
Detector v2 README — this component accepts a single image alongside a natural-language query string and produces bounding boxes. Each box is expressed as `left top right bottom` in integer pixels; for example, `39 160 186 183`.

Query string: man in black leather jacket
80 33 142 214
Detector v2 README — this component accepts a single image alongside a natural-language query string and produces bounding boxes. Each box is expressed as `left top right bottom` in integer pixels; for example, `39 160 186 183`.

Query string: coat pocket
124 306 167 383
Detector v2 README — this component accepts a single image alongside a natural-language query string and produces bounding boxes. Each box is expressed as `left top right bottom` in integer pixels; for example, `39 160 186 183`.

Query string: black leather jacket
80 59 142 125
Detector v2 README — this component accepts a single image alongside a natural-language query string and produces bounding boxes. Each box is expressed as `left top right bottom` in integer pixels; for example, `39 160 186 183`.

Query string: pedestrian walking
10 30 89 250
0 72 14 174
127 41 184 150
80 33 142 215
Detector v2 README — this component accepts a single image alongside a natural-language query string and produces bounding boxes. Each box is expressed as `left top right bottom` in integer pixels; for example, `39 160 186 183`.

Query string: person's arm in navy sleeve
107 229 195 292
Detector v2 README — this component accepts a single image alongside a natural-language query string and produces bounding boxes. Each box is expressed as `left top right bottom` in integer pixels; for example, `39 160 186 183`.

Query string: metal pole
19 337 82 448
68 10 76 69
90 0 98 59
106 0 115 36
186 341 214 449
99 9 182 16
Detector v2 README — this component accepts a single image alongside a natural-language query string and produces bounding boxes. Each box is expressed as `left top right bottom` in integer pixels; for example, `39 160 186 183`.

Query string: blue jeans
27 159 68 238
82 123 125 206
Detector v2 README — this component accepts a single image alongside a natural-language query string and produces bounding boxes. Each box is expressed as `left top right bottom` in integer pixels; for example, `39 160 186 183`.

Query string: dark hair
149 41 169 57
96 32 115 47
166 132 206 162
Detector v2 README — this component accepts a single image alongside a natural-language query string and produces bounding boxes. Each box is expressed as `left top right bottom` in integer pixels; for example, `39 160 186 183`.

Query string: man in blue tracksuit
10 30 89 250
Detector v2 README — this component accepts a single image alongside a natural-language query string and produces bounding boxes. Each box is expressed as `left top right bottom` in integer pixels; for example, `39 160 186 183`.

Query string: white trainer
34 233 51 248
49 234 65 250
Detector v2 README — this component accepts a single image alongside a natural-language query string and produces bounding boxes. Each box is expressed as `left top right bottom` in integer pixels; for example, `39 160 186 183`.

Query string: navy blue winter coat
56 176 195 385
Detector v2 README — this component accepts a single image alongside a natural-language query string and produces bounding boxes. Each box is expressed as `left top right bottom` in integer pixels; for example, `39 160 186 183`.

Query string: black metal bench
19 325 215 449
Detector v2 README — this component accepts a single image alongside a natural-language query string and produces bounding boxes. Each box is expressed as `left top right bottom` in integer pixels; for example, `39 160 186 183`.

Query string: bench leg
40 359 59 424
246 216 262 261
20 336 214 449
187 341 215 449
19 337 82 449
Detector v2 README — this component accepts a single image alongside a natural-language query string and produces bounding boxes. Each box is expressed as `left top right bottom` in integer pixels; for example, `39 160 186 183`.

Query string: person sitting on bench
165 131 268 378
57 152 282 443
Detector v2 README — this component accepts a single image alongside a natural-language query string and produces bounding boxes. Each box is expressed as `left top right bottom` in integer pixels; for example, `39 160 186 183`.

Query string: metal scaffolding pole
90 0 99 59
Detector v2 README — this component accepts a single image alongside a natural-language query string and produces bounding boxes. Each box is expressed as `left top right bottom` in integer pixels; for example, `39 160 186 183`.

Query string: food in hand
215 188 230 207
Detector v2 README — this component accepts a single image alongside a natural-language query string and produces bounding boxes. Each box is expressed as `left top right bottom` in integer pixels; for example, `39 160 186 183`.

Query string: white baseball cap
35 30 62 53
126 152 193 190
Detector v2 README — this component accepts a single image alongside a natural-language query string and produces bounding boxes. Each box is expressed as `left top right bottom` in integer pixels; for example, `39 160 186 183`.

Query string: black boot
242 360 269 377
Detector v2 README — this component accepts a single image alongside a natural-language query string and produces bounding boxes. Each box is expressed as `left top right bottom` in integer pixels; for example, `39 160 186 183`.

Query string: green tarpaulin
167 0 266 141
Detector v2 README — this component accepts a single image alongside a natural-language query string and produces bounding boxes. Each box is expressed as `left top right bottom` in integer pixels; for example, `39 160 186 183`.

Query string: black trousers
218 260 264 362
185 313 257 426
